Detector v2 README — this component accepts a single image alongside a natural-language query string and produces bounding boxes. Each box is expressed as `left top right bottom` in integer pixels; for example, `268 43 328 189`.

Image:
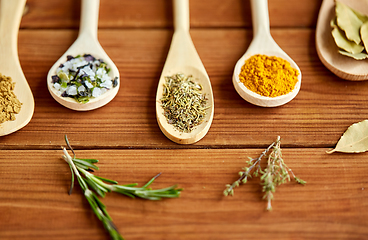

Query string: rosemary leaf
95 175 118 184
68 163 75 195
73 158 99 170
74 158 99 163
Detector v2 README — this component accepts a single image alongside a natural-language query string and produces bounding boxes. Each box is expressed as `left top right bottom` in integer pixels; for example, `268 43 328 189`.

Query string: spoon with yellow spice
233 0 301 107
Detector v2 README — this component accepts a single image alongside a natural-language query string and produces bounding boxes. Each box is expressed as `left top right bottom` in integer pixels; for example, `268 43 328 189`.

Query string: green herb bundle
61 135 182 240
224 136 306 211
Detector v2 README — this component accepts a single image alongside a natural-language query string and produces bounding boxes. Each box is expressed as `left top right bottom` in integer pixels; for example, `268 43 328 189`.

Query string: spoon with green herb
0 0 34 136
155 0 214 144
232 0 301 107
316 0 368 80
47 0 120 111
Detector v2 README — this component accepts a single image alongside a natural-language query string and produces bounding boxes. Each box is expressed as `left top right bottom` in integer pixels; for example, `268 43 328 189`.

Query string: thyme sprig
62 135 182 240
224 136 306 211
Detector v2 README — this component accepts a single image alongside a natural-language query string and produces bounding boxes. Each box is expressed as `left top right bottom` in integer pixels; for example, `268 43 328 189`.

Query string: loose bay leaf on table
336 1 364 45
327 120 368 154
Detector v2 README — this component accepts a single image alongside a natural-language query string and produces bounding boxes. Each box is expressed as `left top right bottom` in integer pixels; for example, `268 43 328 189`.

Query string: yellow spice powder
239 54 299 97
0 73 22 123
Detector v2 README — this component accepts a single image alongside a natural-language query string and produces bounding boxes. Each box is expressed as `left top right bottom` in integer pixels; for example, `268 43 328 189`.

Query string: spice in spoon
160 73 209 133
239 54 299 97
51 54 118 103
0 73 22 124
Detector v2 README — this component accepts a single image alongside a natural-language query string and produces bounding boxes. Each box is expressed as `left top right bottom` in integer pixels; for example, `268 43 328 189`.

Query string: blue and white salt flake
51 54 118 103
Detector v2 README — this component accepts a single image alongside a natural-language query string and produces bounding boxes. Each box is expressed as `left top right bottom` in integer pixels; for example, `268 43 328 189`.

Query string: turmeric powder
239 54 299 97
0 73 22 124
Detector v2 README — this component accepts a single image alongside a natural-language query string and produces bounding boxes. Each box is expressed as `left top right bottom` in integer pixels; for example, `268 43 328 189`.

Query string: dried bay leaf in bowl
332 26 365 54
339 50 368 60
336 0 364 45
331 1 368 60
361 21 368 52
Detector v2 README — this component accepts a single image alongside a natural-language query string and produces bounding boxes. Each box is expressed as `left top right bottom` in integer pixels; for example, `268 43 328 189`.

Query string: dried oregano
0 73 22 123
160 73 209 133
224 136 306 211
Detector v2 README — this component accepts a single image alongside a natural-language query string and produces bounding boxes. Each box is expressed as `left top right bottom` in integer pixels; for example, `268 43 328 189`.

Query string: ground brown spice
0 73 22 123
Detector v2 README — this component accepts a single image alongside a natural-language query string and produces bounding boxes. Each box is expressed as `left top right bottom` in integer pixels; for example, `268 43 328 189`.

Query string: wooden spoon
155 0 214 144
232 0 302 107
47 0 119 111
0 0 34 136
316 0 368 81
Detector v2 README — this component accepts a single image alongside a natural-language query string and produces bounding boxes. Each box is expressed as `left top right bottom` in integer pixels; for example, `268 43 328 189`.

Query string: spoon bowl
155 0 214 144
233 0 301 107
0 0 34 136
316 0 368 81
47 0 119 111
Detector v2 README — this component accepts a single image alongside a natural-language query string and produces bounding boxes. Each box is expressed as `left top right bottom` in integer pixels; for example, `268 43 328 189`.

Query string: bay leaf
327 120 368 154
336 1 363 45
339 50 368 60
360 21 368 53
353 8 368 23
332 27 364 54
330 17 337 28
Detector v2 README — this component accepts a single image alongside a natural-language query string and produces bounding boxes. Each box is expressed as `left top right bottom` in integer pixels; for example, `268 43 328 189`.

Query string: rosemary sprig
62 135 182 240
224 136 306 211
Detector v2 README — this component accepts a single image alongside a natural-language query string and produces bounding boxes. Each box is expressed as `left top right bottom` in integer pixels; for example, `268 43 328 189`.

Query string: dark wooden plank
0 148 367 239
21 0 322 29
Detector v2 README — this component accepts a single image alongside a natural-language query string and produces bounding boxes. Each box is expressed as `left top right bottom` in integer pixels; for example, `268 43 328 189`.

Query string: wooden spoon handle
0 0 27 55
250 0 271 37
79 0 100 39
173 0 190 32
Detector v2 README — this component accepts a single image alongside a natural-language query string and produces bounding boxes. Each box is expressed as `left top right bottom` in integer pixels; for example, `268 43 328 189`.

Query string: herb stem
61 135 182 239
224 136 306 211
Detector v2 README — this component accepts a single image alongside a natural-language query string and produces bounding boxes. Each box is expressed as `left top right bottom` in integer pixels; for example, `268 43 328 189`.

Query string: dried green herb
224 136 306 211
339 50 368 60
327 120 368 154
361 21 368 52
62 135 182 240
336 1 364 45
331 1 368 59
160 73 209 133
331 23 364 54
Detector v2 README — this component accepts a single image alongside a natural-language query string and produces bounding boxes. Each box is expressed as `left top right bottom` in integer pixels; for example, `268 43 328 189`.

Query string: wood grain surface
1 0 368 239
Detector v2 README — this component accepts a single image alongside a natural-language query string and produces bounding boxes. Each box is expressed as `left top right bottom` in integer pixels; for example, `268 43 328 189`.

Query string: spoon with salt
47 0 119 111
155 0 214 144
233 0 301 107
0 0 34 136
316 0 368 81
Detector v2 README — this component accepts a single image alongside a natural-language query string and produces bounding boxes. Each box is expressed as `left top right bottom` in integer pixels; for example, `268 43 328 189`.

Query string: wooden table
1 0 368 239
